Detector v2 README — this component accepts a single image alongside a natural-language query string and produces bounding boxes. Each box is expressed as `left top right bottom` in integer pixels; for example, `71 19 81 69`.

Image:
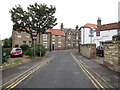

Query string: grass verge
0 56 39 70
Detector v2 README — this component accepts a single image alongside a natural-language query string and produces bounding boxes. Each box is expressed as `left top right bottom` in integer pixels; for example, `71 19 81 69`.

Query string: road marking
3 56 54 89
71 53 105 90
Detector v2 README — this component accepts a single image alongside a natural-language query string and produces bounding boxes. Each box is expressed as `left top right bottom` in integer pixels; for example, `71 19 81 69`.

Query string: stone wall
103 35 120 72
80 44 96 59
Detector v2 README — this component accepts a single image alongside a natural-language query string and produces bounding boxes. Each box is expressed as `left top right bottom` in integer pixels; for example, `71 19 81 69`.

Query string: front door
52 44 55 50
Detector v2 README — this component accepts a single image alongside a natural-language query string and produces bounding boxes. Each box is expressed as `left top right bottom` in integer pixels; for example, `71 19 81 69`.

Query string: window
23 41 26 44
58 43 61 47
96 31 100 36
29 41 32 44
52 35 55 41
76 33 79 40
17 36 21 38
68 43 71 46
43 34 47 41
26 33 30 38
17 31 21 38
68 34 71 39
43 42 47 48
17 31 21 34
58 36 61 41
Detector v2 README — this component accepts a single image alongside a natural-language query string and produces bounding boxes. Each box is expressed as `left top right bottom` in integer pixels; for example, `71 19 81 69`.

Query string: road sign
89 29 94 34
33 37 37 39
32 32 37 36
89 34 94 37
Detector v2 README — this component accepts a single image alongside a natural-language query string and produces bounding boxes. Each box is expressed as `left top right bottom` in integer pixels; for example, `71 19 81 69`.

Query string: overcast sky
0 0 119 40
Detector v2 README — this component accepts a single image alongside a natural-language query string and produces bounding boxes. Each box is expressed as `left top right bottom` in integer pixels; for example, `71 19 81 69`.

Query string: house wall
12 31 32 48
103 35 120 72
51 35 65 50
81 28 118 47
12 28 78 51
65 30 74 49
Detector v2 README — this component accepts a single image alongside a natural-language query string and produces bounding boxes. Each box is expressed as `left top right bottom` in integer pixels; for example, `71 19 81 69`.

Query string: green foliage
2 48 11 63
10 3 57 43
3 37 12 48
3 48 11 56
25 44 46 57
20 44 30 54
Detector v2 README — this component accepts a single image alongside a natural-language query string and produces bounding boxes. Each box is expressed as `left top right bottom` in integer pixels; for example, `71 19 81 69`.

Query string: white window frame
68 34 71 39
43 34 47 41
43 42 47 48
76 33 79 40
58 43 61 47
58 35 61 41
68 43 71 46
17 35 21 38
26 33 30 38
52 35 55 41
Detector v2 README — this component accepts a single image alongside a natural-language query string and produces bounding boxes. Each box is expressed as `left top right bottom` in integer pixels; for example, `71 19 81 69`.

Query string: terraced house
12 24 80 51
61 23 80 49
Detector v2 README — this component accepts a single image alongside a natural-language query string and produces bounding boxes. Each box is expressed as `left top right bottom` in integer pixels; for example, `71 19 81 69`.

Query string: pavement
72 51 120 89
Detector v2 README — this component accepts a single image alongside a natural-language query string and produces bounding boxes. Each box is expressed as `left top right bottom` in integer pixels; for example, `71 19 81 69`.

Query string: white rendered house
80 18 119 47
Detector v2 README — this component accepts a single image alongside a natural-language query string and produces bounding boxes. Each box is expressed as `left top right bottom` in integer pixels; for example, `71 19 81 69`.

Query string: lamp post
32 30 37 57
49 25 54 51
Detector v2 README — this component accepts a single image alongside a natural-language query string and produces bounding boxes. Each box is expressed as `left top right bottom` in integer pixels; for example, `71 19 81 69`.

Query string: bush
2 48 11 63
20 44 30 54
25 44 46 57
3 48 11 56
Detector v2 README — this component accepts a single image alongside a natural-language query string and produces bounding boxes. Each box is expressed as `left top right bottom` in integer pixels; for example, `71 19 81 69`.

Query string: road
4 50 103 88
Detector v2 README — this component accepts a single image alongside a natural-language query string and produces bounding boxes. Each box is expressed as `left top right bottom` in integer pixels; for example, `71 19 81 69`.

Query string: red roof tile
96 22 120 31
84 24 97 29
47 29 65 36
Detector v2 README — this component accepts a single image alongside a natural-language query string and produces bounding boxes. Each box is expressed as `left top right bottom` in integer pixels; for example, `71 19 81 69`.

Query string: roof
96 22 120 31
84 23 97 29
62 28 78 34
47 29 65 36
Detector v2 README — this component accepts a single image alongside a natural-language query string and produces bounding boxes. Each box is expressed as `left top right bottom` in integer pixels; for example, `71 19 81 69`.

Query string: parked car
10 48 23 58
96 46 104 57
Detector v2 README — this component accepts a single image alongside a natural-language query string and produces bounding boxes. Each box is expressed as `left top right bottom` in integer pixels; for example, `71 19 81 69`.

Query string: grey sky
0 0 119 40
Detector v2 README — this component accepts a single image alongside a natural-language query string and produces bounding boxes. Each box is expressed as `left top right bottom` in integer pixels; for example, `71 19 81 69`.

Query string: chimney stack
97 17 101 27
60 23 64 30
75 25 79 30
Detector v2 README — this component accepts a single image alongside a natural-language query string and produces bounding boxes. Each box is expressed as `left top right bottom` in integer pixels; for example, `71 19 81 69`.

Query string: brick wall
80 44 96 59
103 35 120 72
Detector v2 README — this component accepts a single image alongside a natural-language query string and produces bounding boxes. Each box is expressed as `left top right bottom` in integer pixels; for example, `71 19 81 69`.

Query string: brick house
12 30 32 47
47 29 65 50
12 24 80 51
12 28 65 51
61 23 80 49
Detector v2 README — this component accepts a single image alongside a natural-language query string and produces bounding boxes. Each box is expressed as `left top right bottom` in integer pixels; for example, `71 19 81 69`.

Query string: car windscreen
16 49 22 51
12 48 22 51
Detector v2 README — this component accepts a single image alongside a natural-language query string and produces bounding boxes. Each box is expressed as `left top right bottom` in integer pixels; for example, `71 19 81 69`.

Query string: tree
3 37 12 48
10 3 57 44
